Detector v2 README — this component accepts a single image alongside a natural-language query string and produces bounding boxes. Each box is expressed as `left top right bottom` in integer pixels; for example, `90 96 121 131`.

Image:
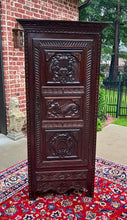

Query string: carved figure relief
48 53 79 84
48 132 76 158
46 99 80 118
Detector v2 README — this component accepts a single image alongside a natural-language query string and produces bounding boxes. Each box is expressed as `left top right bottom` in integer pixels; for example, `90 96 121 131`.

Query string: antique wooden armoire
17 19 108 200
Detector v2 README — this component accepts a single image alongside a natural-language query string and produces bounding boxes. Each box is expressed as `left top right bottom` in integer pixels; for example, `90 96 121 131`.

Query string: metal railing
103 74 127 117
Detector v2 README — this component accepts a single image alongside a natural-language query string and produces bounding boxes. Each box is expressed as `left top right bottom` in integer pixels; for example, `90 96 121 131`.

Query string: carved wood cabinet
17 19 108 200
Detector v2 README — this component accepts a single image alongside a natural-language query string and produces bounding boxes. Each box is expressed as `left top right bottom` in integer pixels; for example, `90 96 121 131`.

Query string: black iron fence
103 74 127 118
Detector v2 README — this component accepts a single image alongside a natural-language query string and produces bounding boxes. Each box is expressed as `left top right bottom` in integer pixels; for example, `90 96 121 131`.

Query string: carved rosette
48 132 76 158
49 53 78 83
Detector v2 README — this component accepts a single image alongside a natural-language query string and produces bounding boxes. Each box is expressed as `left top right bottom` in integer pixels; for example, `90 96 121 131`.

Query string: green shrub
98 77 106 121
97 118 102 131
96 76 106 131
124 61 127 73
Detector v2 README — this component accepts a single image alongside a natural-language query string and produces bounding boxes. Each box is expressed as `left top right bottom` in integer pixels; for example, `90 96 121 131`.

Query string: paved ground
0 124 127 171
0 134 27 171
96 124 127 165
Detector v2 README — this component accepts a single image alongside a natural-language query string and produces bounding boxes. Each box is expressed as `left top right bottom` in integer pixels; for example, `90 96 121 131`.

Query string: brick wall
0 0 79 132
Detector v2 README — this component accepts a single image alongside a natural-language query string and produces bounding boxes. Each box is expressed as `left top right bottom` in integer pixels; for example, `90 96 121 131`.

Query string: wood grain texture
17 19 109 200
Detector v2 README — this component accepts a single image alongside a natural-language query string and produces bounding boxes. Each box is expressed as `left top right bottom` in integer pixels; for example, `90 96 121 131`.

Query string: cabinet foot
29 191 36 201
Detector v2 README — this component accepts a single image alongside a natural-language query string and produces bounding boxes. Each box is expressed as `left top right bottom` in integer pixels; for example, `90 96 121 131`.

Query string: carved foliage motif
46 99 80 118
47 132 77 158
48 53 79 84
36 170 87 181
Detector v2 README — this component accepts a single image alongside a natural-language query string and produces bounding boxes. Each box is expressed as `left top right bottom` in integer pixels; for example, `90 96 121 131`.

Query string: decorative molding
85 48 92 133
36 170 88 181
42 86 84 96
24 31 33 200
33 45 42 168
17 19 109 33
91 34 102 195
34 39 89 50
25 29 101 38
42 120 84 129
17 19 109 36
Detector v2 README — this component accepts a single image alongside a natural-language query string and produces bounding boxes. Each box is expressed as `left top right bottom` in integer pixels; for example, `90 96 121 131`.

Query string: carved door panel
31 38 94 194
17 19 108 200
33 39 93 168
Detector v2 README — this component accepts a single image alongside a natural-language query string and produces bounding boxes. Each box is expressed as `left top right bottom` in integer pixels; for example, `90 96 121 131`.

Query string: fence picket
103 74 127 117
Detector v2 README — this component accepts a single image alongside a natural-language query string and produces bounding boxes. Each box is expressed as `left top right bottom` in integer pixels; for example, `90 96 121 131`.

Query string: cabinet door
17 19 108 199
31 37 96 193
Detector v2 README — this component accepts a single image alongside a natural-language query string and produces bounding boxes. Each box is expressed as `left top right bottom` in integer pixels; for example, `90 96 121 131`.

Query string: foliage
119 51 127 60
96 77 106 131
124 61 127 73
100 64 109 73
98 77 106 120
97 118 102 131
79 0 127 59
112 117 127 127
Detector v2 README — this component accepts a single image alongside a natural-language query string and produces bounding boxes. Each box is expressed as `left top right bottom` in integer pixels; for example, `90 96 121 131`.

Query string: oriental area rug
0 157 127 220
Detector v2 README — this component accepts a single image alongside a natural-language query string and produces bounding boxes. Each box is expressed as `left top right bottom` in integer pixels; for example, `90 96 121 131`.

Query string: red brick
1 26 7 31
18 0 25 3
23 6 30 11
17 62 24 65
13 57 18 61
15 3 23 8
18 8 24 14
1 9 6 14
6 89 11 94
7 27 12 31
25 11 32 16
31 8 38 13
32 0 38 3
47 8 54 14
8 42 13 46
18 96 25 100
7 5 11 10
15 13 21 17
45 12 51 17
33 13 41 18
16 52 24 56
1 0 78 132
34 4 41 9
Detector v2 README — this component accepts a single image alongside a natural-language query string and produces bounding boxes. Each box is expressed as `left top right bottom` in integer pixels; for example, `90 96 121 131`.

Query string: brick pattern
1 0 79 131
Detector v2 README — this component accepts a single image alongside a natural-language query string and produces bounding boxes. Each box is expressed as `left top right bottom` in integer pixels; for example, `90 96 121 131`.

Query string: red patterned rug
0 157 127 219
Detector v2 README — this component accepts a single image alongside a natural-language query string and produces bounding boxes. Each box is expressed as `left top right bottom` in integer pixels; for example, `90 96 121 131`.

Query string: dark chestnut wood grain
17 19 108 200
